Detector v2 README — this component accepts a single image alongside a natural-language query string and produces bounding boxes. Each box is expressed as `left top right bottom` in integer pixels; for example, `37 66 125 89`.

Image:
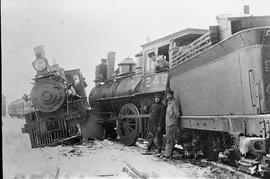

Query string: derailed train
21 46 107 148
89 13 270 175
19 11 270 175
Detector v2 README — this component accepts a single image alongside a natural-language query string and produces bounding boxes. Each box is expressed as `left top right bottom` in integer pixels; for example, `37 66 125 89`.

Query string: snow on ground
2 116 257 179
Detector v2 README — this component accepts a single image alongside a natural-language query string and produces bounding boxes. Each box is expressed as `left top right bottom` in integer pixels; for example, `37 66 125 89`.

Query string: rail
94 139 147 179
119 114 150 119
171 32 212 68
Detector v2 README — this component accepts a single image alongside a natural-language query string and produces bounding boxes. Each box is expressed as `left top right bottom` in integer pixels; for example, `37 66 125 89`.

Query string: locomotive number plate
142 72 168 92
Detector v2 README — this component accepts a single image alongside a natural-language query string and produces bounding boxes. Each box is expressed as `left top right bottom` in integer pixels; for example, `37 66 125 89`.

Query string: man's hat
155 93 161 99
167 89 174 95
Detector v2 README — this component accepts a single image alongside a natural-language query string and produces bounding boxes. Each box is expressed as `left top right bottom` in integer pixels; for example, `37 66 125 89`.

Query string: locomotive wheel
117 103 139 146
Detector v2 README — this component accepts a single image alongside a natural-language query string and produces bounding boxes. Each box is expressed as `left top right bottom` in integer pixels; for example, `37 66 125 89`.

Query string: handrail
171 32 212 68
172 33 210 58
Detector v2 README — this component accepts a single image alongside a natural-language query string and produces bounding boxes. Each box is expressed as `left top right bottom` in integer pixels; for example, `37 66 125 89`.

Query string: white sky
2 0 270 102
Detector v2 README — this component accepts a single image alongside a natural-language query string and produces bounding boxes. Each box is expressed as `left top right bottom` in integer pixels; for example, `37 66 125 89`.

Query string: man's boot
155 149 162 157
141 147 152 155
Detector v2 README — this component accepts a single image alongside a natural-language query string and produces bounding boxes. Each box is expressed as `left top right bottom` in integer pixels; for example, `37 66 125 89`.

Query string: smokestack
107 52 116 80
244 5 250 14
33 45 46 58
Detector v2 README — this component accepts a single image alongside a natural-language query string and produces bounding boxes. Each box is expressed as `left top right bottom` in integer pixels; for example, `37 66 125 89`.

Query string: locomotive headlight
33 58 47 72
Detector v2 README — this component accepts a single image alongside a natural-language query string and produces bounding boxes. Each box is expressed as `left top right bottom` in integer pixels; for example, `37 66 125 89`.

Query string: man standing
145 93 165 155
148 52 169 72
162 89 180 160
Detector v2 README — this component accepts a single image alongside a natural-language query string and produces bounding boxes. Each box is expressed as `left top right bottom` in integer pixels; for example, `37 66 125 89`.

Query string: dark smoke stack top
244 5 250 14
33 45 46 58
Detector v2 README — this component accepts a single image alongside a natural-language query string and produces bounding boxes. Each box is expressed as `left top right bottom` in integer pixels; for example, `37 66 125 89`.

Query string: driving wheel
117 103 139 146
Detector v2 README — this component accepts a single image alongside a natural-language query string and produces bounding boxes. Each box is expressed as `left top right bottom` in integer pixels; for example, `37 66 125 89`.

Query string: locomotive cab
141 28 208 72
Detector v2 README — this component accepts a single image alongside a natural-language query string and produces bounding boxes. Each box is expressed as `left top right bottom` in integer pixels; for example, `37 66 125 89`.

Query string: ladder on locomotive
171 32 212 68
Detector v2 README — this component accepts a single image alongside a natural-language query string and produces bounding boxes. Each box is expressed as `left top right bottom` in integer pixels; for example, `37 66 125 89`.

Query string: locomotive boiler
21 46 99 148
89 12 270 175
89 52 169 145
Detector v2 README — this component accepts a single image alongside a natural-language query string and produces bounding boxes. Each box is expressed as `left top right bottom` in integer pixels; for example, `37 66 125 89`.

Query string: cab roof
141 28 208 49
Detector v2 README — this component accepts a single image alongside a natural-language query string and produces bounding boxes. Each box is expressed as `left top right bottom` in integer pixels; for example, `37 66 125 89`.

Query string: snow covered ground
2 116 256 179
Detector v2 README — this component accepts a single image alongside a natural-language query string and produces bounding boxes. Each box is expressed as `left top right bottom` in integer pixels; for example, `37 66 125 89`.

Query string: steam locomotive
21 46 103 148
89 52 169 145
89 13 270 175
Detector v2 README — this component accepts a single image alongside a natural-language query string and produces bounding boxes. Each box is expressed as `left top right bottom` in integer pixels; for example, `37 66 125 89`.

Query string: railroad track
94 139 147 179
95 139 261 178
134 140 261 178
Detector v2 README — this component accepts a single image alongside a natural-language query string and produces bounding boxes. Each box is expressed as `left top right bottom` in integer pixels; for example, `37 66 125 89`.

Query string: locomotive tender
89 13 270 175
169 15 270 175
21 46 97 148
8 98 26 118
7 94 33 118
